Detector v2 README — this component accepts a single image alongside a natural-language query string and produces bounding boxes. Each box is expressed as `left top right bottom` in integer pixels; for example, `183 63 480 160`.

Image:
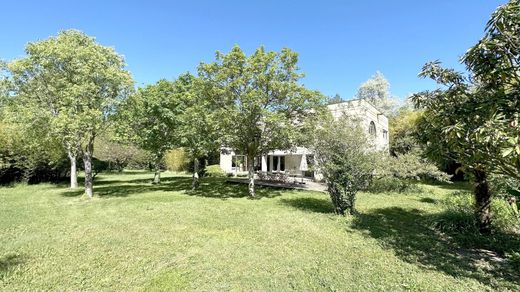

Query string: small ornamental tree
117 79 181 184
311 114 375 215
198 45 324 197
412 0 520 233
7 30 133 197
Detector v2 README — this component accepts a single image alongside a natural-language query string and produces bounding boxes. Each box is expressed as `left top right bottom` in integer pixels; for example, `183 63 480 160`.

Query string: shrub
433 191 520 234
433 191 479 234
489 174 520 199
164 148 189 172
205 164 226 177
367 152 450 193
367 177 421 193
508 252 520 270
311 115 375 215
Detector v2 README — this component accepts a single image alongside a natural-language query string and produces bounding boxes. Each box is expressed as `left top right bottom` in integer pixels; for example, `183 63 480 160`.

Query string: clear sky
0 0 505 100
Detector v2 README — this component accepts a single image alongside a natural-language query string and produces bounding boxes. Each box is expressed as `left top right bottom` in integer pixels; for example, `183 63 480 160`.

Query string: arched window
369 121 377 137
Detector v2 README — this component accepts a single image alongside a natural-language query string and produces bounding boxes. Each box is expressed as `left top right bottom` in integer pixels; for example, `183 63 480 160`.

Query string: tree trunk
192 158 200 189
248 155 255 198
327 182 345 215
153 157 161 184
68 151 78 189
83 137 94 198
474 169 492 234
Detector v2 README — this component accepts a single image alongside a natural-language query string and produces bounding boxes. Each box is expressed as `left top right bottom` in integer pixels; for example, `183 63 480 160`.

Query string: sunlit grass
0 171 518 290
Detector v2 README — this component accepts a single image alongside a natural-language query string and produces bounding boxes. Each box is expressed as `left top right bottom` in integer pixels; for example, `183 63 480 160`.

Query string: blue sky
0 0 505 99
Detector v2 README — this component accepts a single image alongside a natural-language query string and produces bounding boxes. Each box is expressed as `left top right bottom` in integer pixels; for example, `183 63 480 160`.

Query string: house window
369 121 377 138
383 129 388 140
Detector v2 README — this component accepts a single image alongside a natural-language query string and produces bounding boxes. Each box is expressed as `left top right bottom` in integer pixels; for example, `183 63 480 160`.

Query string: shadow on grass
280 197 334 214
350 207 520 289
0 253 26 275
418 197 438 204
60 176 283 199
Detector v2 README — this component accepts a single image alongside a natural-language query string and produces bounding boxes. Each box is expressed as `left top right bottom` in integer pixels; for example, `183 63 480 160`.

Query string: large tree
7 30 133 197
176 74 220 189
355 71 398 116
198 45 324 197
117 79 182 184
412 0 520 233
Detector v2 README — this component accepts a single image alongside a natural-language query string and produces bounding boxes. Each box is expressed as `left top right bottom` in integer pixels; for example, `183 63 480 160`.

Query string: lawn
1 171 518 291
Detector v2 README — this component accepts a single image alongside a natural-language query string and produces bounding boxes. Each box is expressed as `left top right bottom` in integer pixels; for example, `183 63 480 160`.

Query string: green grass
1 171 519 291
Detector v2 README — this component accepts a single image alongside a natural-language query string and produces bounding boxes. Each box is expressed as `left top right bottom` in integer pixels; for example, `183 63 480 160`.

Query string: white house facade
219 99 389 179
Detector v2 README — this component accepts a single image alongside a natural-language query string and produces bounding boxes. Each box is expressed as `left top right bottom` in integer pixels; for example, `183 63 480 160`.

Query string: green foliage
434 191 520 234
5 29 133 194
198 45 325 196
311 115 375 215
164 148 189 172
205 165 226 177
94 132 141 171
367 177 421 194
389 108 422 155
117 79 180 164
126 149 154 170
0 121 69 183
367 152 449 193
489 174 520 199
176 73 219 166
412 1 520 231
375 152 451 182
412 0 520 181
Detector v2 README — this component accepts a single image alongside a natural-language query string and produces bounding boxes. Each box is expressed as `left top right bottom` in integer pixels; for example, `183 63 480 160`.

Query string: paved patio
226 178 327 193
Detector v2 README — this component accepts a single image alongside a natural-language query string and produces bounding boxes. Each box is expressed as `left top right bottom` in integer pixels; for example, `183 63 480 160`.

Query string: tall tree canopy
198 45 325 197
176 73 220 189
412 0 520 233
6 30 133 197
117 79 181 184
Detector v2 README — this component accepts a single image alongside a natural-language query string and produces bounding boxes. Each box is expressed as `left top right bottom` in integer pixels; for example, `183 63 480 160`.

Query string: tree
7 30 133 197
311 114 375 215
176 74 220 189
198 45 325 197
355 71 398 116
411 0 520 233
117 79 181 184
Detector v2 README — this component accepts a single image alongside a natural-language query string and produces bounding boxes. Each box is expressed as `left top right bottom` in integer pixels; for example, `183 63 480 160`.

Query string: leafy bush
433 191 520 234
205 164 226 177
433 191 479 233
489 174 520 199
311 115 375 215
126 149 155 170
0 122 69 184
508 252 520 270
367 152 450 193
94 133 142 171
367 177 421 193
164 148 189 172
